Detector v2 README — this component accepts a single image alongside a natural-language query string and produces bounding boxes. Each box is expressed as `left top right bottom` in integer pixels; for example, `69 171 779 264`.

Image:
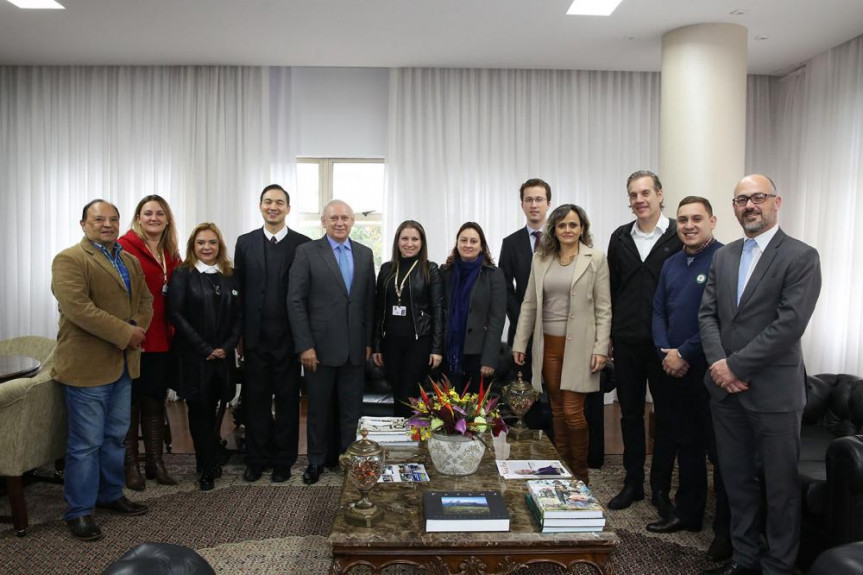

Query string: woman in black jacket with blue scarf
169 223 241 491
372 220 445 417
440 222 507 395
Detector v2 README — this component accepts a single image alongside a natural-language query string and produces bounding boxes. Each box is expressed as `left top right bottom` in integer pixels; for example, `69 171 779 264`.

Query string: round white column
659 24 748 242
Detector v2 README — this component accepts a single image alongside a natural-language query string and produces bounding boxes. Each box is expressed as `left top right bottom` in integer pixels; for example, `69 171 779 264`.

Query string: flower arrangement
407 376 507 441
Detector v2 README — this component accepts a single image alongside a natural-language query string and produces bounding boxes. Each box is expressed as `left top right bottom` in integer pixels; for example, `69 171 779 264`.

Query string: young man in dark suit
606 170 682 518
699 174 821 575
234 184 311 483
499 178 551 432
288 200 376 485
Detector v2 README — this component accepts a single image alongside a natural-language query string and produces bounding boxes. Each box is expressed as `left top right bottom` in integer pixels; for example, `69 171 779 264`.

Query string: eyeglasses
731 193 776 207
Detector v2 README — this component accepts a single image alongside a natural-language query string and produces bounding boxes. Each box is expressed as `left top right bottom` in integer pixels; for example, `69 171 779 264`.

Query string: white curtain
0 66 294 340
385 68 661 266
747 35 863 375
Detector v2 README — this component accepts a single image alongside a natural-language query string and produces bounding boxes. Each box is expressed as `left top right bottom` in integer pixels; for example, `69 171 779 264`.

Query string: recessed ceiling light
5 0 64 8
567 0 624 17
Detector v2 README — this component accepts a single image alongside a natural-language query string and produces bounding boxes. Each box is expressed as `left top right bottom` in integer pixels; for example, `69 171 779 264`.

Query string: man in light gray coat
288 200 375 485
698 174 822 575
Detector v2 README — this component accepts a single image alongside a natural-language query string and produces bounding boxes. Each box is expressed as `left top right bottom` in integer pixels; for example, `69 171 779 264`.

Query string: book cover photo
423 490 510 532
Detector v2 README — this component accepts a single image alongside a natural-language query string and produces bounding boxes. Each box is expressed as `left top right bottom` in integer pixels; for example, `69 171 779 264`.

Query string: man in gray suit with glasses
699 174 821 575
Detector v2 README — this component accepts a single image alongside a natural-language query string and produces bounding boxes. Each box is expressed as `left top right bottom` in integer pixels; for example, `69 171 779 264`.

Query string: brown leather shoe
66 515 104 541
96 496 148 516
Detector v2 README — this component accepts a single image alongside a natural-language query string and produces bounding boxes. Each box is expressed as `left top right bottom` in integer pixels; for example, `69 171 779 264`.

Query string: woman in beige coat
513 204 612 483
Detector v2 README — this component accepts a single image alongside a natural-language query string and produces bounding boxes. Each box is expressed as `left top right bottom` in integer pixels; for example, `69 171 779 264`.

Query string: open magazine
495 460 572 479
378 463 430 483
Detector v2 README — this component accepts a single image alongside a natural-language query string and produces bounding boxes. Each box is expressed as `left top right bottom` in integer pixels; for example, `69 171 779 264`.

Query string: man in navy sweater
648 196 731 563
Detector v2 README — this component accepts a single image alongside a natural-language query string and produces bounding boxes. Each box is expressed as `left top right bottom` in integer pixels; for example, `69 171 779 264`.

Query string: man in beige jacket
52 200 153 541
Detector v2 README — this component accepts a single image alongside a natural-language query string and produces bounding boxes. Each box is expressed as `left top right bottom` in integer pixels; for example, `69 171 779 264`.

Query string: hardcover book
525 494 606 532
423 490 510 532
496 459 572 479
526 479 604 519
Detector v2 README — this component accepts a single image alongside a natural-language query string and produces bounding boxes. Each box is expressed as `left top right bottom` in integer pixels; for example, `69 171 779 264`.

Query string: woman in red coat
118 195 181 490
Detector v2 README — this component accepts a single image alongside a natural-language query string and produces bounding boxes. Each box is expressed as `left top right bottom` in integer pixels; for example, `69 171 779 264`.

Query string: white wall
292 67 389 158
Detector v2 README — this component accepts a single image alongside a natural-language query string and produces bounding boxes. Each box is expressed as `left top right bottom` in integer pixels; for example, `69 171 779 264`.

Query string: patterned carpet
0 453 722 574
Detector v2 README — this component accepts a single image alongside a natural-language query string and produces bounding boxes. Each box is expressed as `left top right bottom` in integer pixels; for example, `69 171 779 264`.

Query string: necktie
737 238 757 304
532 231 542 252
270 236 277 245
337 244 352 292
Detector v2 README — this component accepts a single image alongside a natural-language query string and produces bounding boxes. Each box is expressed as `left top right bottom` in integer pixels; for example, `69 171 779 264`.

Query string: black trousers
516 341 554 440
243 347 301 470
382 335 432 418
668 366 731 535
444 354 483 395
305 363 364 466
132 352 171 404
614 339 675 493
187 374 222 473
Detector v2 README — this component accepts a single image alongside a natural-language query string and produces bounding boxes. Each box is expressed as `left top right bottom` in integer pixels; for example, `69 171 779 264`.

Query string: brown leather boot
141 397 178 485
550 414 572 467
567 423 590 485
124 403 145 491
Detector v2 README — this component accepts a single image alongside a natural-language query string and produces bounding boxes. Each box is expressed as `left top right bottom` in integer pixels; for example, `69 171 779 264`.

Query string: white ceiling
1 0 862 75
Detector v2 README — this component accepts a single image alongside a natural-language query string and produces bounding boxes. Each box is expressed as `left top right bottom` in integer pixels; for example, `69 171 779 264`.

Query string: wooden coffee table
328 430 618 574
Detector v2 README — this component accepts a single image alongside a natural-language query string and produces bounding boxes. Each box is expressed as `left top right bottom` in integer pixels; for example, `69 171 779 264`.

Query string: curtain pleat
0 66 294 340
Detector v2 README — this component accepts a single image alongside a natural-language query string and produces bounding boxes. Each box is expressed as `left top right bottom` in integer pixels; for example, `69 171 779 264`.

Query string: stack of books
525 479 606 533
354 416 416 446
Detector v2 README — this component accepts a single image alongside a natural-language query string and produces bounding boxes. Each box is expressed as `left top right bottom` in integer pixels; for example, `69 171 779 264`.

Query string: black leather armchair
798 373 863 567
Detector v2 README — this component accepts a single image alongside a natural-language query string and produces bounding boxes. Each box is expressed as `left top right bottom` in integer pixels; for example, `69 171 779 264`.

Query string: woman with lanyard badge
372 220 445 418
118 195 181 490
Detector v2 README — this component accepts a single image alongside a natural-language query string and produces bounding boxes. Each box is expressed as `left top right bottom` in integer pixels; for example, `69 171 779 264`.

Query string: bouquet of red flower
407 376 507 441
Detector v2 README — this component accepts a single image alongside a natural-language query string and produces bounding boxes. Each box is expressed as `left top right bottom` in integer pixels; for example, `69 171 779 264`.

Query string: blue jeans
62 368 131 520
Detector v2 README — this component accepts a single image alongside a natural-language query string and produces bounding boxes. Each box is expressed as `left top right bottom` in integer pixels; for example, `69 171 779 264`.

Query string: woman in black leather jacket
372 220 445 417
168 223 241 491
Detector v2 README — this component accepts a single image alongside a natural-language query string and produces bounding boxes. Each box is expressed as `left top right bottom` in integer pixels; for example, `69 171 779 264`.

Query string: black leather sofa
360 342 610 468
798 373 863 567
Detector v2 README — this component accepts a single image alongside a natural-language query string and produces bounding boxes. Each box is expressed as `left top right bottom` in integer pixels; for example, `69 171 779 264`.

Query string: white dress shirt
630 214 669 262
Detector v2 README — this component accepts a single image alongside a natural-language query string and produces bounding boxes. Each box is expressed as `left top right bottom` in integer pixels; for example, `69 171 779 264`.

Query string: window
294 158 385 268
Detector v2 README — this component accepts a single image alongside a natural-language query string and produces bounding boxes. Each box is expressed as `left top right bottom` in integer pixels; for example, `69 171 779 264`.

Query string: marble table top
329 430 619 548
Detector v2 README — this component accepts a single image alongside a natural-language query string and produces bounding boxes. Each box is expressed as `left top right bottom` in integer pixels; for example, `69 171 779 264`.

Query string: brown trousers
542 334 589 484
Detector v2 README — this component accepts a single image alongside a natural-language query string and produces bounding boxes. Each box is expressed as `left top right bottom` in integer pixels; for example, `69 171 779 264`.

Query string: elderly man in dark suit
52 199 153 541
234 184 311 484
699 174 822 575
288 199 375 485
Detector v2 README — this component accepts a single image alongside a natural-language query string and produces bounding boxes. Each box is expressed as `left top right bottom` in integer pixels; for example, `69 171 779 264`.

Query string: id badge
162 284 169 295
392 305 407 317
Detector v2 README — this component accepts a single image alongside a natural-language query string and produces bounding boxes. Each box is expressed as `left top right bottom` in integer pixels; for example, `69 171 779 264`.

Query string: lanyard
393 260 419 305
